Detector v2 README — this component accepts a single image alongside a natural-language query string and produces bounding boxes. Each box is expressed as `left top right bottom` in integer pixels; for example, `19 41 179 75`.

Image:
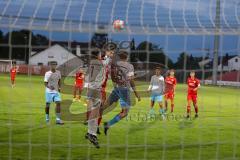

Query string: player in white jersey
148 66 165 118
44 61 64 125
103 50 141 135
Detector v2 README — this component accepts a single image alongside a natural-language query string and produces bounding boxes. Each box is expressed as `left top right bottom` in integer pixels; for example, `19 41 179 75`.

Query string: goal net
0 59 13 73
0 0 239 160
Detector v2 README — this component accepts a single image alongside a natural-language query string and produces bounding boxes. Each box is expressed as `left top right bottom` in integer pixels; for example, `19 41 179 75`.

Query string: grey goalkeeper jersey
149 75 165 95
85 59 107 90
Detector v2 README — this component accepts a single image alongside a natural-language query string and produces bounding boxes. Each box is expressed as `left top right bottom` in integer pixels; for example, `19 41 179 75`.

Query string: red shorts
11 76 15 81
75 85 83 90
165 92 174 100
187 94 197 102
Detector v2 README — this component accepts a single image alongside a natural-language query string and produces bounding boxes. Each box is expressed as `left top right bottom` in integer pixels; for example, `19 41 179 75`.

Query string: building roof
31 44 77 58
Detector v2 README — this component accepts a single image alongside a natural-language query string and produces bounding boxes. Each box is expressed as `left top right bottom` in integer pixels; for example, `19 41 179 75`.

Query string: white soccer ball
113 19 125 31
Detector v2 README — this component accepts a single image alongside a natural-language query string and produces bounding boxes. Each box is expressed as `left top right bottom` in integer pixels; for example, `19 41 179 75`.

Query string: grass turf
0 74 240 160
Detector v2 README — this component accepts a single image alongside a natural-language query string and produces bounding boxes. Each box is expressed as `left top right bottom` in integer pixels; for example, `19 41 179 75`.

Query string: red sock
194 103 198 114
171 104 174 112
187 106 191 113
97 117 102 126
86 111 90 121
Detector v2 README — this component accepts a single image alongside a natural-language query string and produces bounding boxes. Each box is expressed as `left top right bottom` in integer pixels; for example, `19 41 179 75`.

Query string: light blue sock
46 114 49 120
108 114 121 126
159 109 164 114
56 113 61 121
149 108 155 114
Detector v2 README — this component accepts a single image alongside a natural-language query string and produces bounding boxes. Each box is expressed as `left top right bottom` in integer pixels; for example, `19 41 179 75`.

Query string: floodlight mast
212 0 221 85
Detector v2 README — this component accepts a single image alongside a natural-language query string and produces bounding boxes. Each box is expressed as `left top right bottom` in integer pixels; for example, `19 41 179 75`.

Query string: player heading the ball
104 50 141 135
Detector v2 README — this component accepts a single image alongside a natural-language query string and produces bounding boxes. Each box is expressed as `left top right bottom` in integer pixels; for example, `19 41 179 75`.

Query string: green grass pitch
0 74 239 160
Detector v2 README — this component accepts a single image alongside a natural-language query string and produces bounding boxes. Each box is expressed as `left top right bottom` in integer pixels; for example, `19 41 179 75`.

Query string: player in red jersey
10 64 17 88
73 69 85 102
164 69 177 113
186 70 200 118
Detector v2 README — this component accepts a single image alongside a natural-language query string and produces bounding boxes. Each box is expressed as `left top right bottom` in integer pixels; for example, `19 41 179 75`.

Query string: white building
218 56 240 71
29 44 77 66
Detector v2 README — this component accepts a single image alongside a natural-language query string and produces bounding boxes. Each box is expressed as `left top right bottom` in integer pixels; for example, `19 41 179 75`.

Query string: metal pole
24 35 27 64
212 0 221 85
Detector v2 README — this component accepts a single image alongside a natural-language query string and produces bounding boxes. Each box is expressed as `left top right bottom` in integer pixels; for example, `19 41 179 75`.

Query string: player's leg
73 86 77 102
192 96 198 118
170 98 175 113
104 87 130 135
11 77 15 88
157 95 165 119
85 89 101 148
45 103 50 123
102 87 119 111
186 95 192 118
78 87 83 100
97 90 106 135
104 108 129 135
45 92 52 123
164 95 168 112
149 94 155 115
156 95 163 113
54 93 64 125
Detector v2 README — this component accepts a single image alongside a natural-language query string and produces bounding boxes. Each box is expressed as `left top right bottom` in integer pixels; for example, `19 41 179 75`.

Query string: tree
174 52 200 70
91 33 108 48
0 30 3 43
133 41 174 68
32 34 49 46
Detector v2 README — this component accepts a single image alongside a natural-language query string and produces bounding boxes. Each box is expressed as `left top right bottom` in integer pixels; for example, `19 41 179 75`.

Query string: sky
0 0 239 62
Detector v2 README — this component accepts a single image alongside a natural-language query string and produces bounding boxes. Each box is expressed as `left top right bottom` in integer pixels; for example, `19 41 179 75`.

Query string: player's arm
130 77 141 101
58 79 61 92
161 77 165 95
193 80 200 91
173 79 177 93
128 66 141 101
44 72 54 90
148 77 153 91
44 73 49 88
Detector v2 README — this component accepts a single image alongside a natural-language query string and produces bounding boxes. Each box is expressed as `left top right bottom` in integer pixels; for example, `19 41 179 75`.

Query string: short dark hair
49 61 58 65
90 48 101 59
190 70 195 73
118 50 128 60
103 42 117 52
155 66 162 70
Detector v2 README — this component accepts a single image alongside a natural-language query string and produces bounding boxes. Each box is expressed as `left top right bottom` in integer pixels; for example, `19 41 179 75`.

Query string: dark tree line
0 30 202 70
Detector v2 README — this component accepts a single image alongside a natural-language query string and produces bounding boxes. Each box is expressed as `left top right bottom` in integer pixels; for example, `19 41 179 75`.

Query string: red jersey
75 72 84 86
187 77 200 95
101 66 109 90
165 76 177 94
10 68 17 77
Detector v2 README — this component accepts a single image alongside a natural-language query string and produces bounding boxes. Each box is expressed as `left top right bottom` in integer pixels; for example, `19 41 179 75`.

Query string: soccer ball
113 19 125 31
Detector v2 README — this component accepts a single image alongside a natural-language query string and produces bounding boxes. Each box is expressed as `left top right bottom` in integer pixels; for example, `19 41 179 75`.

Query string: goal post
0 59 14 73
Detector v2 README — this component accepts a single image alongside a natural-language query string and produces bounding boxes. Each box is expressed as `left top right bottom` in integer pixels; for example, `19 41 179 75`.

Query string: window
235 58 238 62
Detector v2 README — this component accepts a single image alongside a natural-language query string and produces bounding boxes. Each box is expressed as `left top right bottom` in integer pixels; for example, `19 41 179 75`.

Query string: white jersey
111 61 134 87
149 75 165 95
44 70 61 93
